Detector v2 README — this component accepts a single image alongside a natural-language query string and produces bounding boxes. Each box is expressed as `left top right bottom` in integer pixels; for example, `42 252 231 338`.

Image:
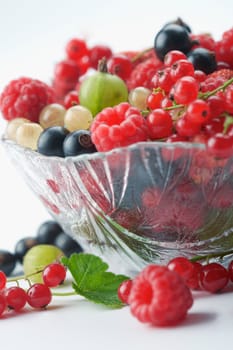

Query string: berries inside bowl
1 19 233 274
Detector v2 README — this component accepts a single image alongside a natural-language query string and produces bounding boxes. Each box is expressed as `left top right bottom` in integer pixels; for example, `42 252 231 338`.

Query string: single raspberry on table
129 264 193 327
90 102 148 152
0 77 55 122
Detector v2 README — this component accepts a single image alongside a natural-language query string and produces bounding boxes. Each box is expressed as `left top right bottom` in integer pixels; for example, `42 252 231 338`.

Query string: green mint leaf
61 253 129 307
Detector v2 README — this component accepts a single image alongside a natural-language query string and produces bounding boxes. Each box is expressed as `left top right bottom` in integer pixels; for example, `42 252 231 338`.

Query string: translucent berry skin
146 109 173 139
65 38 88 61
118 279 133 304
164 50 187 67
167 257 194 282
228 261 233 282
0 271 7 290
89 45 113 69
129 265 193 326
5 286 27 311
186 99 210 125
27 283 52 308
173 76 199 104
42 263 66 287
207 133 233 159
0 294 6 317
107 55 133 80
200 263 229 293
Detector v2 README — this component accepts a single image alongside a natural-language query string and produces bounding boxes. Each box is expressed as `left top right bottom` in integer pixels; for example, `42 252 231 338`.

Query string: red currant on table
0 271 7 290
42 263 67 288
5 286 27 311
118 279 133 304
27 283 52 309
199 263 229 293
0 294 6 316
167 256 194 282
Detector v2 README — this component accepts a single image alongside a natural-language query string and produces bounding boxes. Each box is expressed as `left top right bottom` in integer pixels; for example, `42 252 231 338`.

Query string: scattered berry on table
128 264 193 326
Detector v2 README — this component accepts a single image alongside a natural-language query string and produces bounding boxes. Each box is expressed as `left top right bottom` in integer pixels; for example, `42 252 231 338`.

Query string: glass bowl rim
1 134 207 162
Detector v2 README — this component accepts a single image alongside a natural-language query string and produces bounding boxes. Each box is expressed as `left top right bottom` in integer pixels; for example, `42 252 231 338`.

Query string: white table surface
0 0 233 348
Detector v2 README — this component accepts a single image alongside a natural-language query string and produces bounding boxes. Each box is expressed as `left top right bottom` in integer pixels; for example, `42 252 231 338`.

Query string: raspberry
190 33 216 51
90 102 148 151
0 77 55 122
127 56 163 90
129 265 193 326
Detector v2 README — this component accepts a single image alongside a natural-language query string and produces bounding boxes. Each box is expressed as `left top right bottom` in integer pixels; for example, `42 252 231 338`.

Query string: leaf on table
61 253 130 307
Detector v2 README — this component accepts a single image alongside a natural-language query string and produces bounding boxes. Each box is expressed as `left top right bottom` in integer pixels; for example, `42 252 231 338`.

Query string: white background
0 1 233 349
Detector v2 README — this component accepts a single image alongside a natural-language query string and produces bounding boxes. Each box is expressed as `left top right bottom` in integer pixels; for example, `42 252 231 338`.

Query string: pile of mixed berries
1 18 233 159
1 18 233 326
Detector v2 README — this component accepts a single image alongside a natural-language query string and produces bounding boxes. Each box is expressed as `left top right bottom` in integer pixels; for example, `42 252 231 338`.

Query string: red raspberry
127 56 163 90
190 33 216 51
200 69 233 92
129 265 193 326
90 102 148 152
0 77 55 122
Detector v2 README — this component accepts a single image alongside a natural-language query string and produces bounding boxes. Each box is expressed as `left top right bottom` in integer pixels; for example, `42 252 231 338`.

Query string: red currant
173 76 199 104
164 50 187 67
146 109 173 139
228 260 233 282
207 133 233 158
118 279 133 304
171 59 195 81
107 55 133 80
0 271 7 290
176 115 201 137
64 90 80 109
89 45 113 69
65 38 89 61
27 283 52 308
186 99 210 125
200 263 229 293
186 262 203 290
0 294 6 317
167 257 194 282
42 263 66 288
5 286 27 311
146 91 164 110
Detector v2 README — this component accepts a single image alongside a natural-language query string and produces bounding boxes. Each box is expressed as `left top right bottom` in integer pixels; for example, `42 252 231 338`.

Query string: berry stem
131 47 154 63
51 291 77 297
98 57 108 73
200 77 233 99
190 248 233 262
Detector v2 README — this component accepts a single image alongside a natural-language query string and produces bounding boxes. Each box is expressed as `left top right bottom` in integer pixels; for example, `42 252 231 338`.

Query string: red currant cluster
0 262 66 317
53 38 112 103
118 256 233 327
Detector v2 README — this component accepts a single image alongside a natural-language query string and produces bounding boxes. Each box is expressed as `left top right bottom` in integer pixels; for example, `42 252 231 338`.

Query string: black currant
0 250 17 276
188 47 217 74
54 232 83 257
37 126 69 157
36 220 63 244
14 237 39 263
63 130 97 157
154 24 193 61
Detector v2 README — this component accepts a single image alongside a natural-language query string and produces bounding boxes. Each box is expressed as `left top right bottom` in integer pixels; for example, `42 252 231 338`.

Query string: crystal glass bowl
2 137 233 274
